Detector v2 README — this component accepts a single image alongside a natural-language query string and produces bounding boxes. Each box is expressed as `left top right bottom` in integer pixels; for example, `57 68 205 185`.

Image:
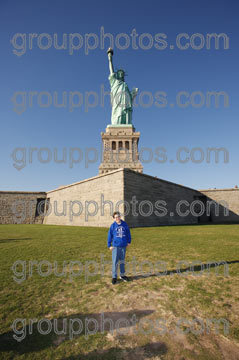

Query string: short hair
113 211 121 218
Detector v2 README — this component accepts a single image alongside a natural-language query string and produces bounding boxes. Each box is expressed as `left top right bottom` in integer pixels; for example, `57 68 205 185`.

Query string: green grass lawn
0 224 239 360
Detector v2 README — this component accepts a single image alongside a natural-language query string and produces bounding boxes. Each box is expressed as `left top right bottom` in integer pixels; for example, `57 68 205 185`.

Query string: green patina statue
107 48 138 126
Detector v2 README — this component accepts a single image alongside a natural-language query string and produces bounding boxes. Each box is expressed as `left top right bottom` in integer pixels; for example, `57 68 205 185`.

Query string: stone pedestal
99 125 143 174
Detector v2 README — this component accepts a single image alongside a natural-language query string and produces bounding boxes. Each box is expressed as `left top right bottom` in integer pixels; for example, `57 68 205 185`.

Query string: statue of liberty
107 48 138 125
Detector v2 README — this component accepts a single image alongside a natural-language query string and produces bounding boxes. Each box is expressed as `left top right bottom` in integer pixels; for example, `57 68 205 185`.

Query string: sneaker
120 275 130 282
112 278 117 285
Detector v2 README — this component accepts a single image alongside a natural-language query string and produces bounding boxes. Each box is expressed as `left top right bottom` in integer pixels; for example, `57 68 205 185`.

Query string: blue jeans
112 246 127 278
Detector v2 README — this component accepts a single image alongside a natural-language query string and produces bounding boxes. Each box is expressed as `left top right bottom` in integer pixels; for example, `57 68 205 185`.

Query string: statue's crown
116 69 127 77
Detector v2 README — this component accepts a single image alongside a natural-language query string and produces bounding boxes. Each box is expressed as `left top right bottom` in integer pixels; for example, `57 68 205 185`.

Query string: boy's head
113 211 121 223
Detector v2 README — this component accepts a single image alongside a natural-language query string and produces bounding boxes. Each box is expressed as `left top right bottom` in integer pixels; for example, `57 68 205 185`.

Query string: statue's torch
107 47 114 57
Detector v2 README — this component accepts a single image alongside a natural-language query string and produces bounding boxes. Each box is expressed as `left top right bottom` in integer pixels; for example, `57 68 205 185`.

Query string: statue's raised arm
107 48 114 75
107 49 137 125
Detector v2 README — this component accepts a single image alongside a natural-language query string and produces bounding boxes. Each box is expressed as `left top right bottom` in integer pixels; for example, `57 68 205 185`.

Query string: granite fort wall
124 169 239 227
1 170 238 227
0 191 46 224
43 170 124 227
123 169 203 227
199 188 239 223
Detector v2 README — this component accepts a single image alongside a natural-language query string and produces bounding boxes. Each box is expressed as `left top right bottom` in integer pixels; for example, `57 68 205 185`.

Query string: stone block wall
0 170 238 227
43 170 124 227
123 169 202 227
199 188 239 223
0 191 46 224
123 170 238 227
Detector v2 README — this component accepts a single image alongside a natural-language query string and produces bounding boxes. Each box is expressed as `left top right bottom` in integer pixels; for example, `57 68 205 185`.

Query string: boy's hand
127 243 130 246
109 246 114 250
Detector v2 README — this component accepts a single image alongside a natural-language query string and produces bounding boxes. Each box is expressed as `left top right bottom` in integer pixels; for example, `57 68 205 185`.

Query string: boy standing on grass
107 211 131 284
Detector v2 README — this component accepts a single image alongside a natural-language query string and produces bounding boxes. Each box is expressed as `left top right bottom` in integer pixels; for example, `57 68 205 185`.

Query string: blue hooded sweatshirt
107 220 131 248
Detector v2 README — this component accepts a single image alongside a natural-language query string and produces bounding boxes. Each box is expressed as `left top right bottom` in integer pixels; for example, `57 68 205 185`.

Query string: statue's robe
108 72 133 125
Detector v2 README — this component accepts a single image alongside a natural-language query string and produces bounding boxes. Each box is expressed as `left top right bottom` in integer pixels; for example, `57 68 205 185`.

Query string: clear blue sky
0 0 238 191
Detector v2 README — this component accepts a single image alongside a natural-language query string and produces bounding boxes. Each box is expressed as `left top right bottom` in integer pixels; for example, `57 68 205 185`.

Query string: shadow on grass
62 341 168 359
155 222 239 227
0 309 154 355
0 238 32 244
129 260 239 281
